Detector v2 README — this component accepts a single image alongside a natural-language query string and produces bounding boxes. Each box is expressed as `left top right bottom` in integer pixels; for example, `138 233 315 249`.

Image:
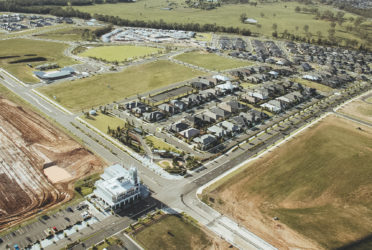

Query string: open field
0 39 75 83
32 26 97 41
40 60 204 112
146 135 180 153
133 214 232 250
74 1 371 49
83 113 127 134
204 115 372 249
175 51 251 71
292 78 333 92
339 94 372 124
80 45 163 62
0 97 104 230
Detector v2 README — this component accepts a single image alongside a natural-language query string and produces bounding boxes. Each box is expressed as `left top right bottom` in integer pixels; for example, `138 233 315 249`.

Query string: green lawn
32 26 96 41
175 51 251 71
146 135 181 153
206 115 372 249
293 78 333 92
0 39 75 83
39 60 204 112
83 113 127 134
134 215 212 250
74 1 371 49
80 45 163 62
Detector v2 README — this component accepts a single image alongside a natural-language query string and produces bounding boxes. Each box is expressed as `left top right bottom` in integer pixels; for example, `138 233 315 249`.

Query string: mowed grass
293 78 333 92
74 1 371 48
175 51 252 71
134 215 212 250
0 39 75 83
206 115 372 249
146 135 180 153
40 60 203 112
32 26 96 41
83 113 126 134
80 45 163 62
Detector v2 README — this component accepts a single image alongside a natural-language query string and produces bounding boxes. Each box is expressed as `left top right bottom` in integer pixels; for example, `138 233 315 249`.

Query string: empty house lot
39 60 204 112
338 93 372 124
175 51 252 71
203 115 372 249
0 39 75 83
80 45 163 62
132 214 234 250
0 97 103 230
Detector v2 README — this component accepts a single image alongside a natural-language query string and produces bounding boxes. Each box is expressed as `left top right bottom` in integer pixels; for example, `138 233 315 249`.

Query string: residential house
218 100 247 113
158 103 179 115
170 121 189 133
208 125 228 138
260 100 283 113
170 100 187 111
143 111 164 122
179 128 200 139
193 134 217 150
221 121 241 134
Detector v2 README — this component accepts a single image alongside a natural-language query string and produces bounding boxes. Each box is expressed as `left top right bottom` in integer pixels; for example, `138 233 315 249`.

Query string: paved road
1 67 371 250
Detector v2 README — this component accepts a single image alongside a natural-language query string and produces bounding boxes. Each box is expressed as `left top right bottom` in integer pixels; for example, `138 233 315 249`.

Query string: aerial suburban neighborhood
0 0 371 249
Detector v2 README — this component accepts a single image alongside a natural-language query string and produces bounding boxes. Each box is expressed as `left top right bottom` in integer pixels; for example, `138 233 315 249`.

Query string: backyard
175 51 252 71
204 115 372 249
39 60 204 112
80 45 163 62
0 38 75 83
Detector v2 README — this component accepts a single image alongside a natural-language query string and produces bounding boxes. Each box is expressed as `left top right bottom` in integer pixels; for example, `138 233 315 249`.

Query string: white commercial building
94 164 141 210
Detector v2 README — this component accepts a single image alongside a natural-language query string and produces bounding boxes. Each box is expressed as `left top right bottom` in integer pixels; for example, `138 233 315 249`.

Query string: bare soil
0 97 104 230
206 115 372 249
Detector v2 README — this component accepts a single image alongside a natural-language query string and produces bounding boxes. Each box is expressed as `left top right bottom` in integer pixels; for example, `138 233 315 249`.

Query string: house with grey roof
208 125 228 138
218 100 247 114
158 103 179 115
193 134 217 150
170 121 189 133
143 111 164 122
179 128 200 139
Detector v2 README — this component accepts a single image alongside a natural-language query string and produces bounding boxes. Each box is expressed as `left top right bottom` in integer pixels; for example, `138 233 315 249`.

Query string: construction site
0 97 104 230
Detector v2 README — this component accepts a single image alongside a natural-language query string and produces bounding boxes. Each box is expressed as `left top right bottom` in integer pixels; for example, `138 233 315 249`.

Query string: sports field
74 1 371 48
0 39 75 83
39 60 204 112
204 115 372 249
133 214 230 250
175 51 251 71
80 45 162 62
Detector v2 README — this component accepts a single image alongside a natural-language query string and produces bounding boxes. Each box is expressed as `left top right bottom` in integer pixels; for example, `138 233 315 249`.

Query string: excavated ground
0 97 104 230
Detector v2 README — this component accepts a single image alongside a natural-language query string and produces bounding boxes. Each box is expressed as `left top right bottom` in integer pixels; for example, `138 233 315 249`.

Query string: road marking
3 79 14 87
26 93 52 112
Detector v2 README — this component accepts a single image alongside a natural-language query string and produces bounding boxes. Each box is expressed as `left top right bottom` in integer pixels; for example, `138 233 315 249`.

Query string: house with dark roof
170 121 189 133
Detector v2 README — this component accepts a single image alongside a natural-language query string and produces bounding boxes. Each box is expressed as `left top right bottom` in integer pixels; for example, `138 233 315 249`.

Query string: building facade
94 164 142 210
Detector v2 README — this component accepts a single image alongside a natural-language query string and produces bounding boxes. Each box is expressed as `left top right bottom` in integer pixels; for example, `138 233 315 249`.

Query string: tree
272 23 278 31
303 24 309 33
260 12 264 18
295 6 301 12
239 13 247 23
330 22 336 29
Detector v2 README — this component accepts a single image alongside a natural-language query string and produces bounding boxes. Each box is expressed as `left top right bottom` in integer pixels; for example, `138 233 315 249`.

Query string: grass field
293 78 333 92
175 51 252 71
204 115 372 249
0 39 75 83
74 1 371 48
133 215 212 250
339 96 372 124
32 26 96 41
146 135 180 153
80 45 163 62
83 113 127 134
39 60 203 112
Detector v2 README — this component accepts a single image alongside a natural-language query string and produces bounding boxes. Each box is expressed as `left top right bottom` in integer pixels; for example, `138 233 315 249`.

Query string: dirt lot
204 115 372 249
338 93 372 124
0 97 104 230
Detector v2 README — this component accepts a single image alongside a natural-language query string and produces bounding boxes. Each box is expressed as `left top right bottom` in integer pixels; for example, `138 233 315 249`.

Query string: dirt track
0 97 104 230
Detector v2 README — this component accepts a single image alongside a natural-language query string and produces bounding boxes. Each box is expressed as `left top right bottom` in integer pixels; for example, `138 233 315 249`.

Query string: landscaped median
39 60 204 112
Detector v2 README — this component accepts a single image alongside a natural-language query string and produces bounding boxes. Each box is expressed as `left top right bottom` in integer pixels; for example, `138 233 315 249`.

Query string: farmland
0 39 75 83
204 115 372 249
175 51 252 71
39 60 204 111
80 45 163 62
0 96 103 230
74 1 371 48
133 214 231 250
